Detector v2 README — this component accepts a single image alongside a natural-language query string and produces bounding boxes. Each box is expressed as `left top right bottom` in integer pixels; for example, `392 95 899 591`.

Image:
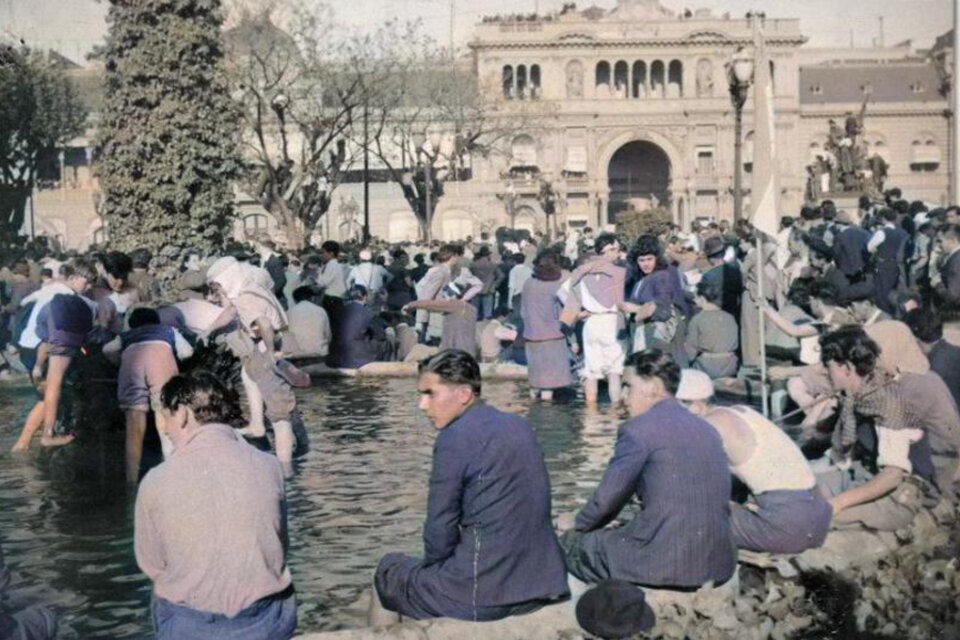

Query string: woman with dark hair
620 235 689 354
520 250 574 400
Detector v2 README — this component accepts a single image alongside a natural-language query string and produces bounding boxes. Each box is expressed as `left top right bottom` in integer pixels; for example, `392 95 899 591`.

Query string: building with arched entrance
461 0 950 232
23 2 951 249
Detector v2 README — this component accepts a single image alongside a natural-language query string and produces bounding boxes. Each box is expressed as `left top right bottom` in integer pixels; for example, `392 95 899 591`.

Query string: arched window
502 65 514 99
530 64 541 98
516 65 528 99
668 60 683 97
632 61 647 98
650 60 665 98
614 60 629 98
595 61 611 87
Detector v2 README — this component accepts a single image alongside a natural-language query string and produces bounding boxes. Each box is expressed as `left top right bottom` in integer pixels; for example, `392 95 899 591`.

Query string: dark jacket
834 226 870 277
701 262 743 320
629 267 690 322
263 254 287 302
928 340 960 411
334 301 389 368
823 266 875 304
414 402 568 608
576 398 736 588
940 249 960 311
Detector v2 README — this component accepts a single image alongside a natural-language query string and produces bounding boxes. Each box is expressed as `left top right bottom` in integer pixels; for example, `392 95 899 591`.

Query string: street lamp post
727 47 754 223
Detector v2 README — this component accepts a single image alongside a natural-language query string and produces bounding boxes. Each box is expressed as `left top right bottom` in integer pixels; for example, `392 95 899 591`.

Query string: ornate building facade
426 0 950 240
24 1 953 248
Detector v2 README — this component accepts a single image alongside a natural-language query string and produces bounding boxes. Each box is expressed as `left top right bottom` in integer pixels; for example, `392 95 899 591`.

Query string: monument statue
806 96 876 199
337 195 362 241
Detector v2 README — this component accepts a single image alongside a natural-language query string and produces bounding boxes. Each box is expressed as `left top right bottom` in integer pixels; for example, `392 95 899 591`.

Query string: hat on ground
576 580 656 639
703 236 726 259
676 368 714 402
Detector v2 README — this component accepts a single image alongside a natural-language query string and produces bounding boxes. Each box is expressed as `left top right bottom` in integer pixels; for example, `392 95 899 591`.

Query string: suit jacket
576 398 736 588
701 262 743 320
928 340 960 412
940 249 960 309
414 402 568 608
834 226 870 277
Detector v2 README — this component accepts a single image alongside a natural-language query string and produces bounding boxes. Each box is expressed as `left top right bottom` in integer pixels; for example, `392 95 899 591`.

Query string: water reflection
0 378 617 637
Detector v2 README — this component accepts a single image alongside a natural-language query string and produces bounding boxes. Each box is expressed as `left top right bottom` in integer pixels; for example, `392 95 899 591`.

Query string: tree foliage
349 19 545 240
95 0 242 273
0 45 86 245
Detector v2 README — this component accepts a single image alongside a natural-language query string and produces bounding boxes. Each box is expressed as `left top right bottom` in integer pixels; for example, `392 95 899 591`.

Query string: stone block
793 529 899 572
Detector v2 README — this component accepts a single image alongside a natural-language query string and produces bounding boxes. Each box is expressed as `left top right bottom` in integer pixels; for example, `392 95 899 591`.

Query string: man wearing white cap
348 249 390 303
676 369 832 554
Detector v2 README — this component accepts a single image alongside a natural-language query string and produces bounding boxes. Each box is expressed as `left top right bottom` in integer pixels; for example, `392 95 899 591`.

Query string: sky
1 0 953 66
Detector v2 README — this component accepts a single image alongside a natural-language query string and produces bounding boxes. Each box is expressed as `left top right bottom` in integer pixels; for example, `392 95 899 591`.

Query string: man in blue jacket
371 350 569 623
560 349 736 589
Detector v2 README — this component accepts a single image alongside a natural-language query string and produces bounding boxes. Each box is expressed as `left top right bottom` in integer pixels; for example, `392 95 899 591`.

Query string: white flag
748 23 779 239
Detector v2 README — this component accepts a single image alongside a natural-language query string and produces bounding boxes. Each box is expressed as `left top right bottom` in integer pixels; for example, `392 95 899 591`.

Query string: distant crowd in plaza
3 184 960 639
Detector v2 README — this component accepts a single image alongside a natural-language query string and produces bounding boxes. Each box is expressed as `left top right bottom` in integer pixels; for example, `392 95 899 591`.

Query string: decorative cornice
799 108 948 118
469 37 806 51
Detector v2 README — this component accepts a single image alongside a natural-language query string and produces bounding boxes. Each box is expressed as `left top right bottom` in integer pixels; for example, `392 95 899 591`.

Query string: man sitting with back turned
371 350 569 623
560 349 736 589
134 371 296 640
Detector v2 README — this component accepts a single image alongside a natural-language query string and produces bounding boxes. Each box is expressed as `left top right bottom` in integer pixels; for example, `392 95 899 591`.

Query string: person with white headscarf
203 257 299 473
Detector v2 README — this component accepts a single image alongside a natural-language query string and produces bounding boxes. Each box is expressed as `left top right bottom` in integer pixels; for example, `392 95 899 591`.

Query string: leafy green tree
0 45 86 245
95 0 241 274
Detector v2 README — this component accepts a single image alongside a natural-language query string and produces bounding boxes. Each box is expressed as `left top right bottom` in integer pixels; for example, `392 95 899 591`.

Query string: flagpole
752 12 770 418
756 235 769 417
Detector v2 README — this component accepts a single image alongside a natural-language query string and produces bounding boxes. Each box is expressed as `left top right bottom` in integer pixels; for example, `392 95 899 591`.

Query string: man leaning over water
370 349 569 624
134 371 296 640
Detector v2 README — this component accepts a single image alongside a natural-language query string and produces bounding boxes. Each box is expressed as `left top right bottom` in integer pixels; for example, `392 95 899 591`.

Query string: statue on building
866 153 889 197
696 59 713 97
566 60 584 99
337 195 362 241
807 97 871 197
610 0 675 19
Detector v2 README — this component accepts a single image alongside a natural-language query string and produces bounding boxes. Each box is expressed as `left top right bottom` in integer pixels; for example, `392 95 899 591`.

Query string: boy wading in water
12 261 97 451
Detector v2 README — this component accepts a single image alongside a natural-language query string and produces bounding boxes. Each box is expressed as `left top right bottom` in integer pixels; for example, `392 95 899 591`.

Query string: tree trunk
0 183 30 242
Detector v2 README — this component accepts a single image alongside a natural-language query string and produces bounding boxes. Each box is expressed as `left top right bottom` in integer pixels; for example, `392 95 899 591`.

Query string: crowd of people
2 184 960 639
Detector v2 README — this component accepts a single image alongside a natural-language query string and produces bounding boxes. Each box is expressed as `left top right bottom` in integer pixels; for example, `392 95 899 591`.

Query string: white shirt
317 259 348 299
507 264 533 308
348 262 386 295
867 223 895 254
18 281 75 349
